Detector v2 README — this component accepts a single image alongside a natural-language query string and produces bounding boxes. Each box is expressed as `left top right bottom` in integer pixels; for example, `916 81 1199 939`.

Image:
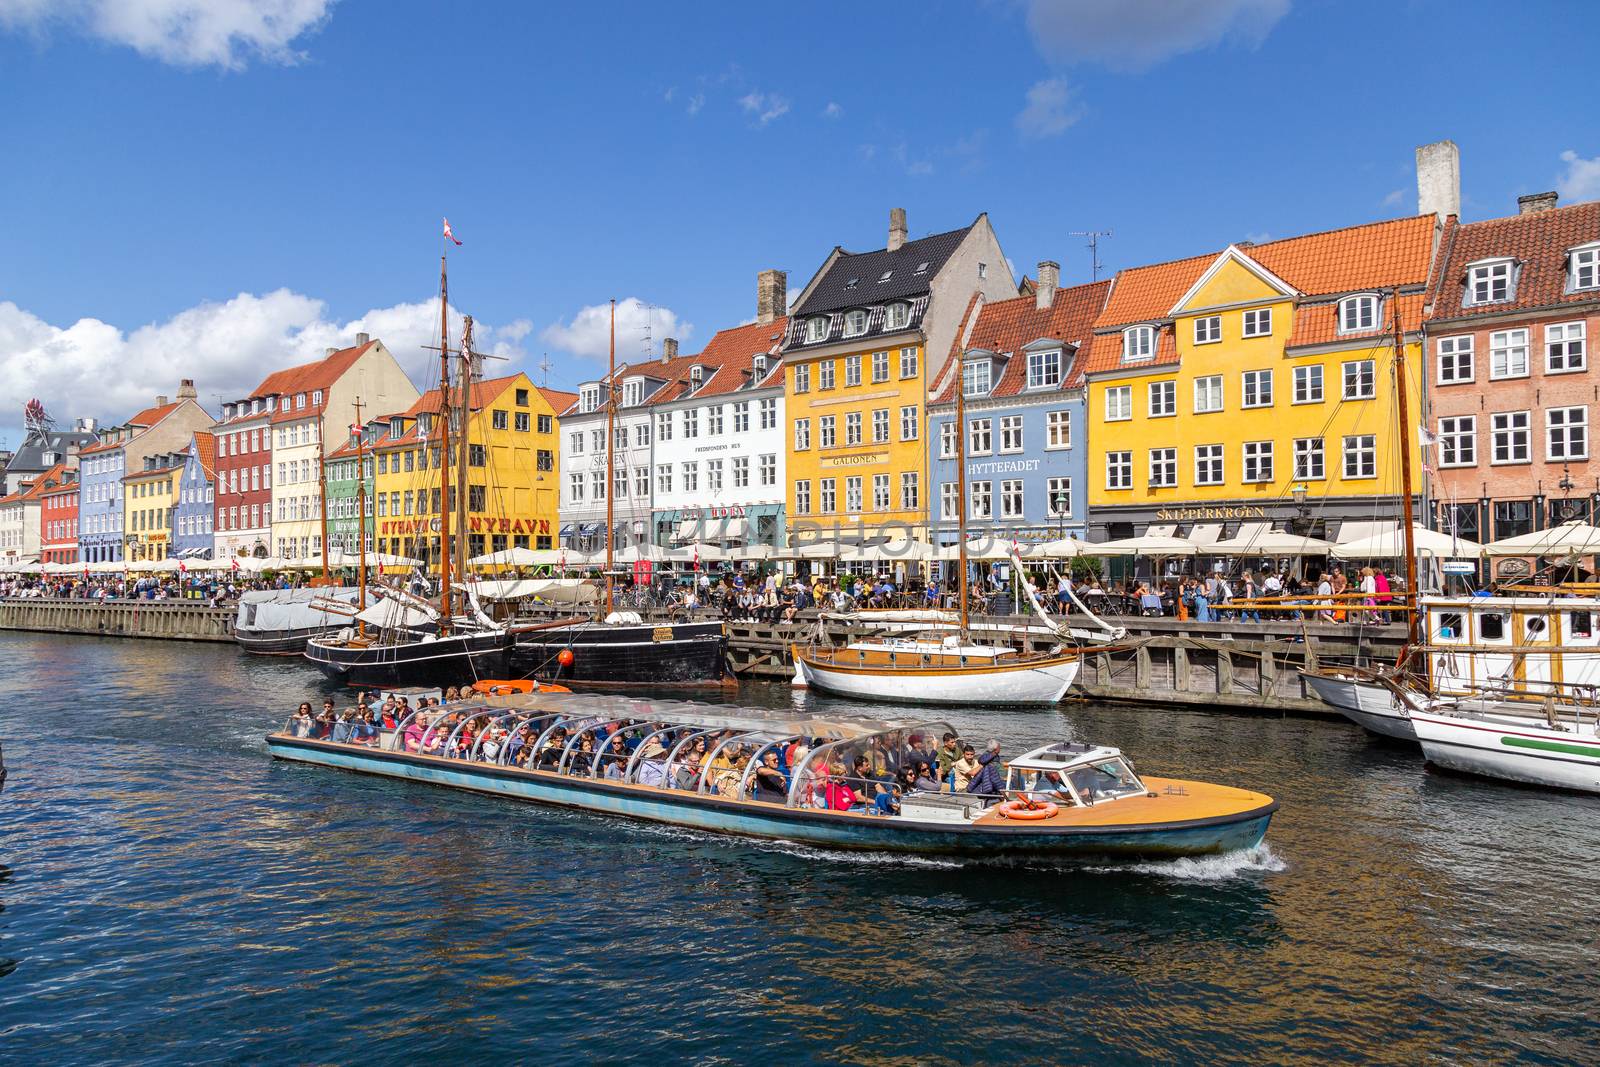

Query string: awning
1186 524 1225 545
673 518 701 542
559 523 575 537
716 516 750 543
1333 520 1392 543
577 522 602 537
1144 523 1177 537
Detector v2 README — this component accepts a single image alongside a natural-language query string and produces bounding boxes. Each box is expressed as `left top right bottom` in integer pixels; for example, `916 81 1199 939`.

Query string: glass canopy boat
266 693 1277 859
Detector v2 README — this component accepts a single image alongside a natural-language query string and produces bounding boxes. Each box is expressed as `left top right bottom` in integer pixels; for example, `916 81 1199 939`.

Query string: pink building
1425 193 1600 548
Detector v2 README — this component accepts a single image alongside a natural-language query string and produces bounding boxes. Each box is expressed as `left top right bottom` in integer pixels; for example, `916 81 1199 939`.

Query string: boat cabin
1424 594 1600 703
1004 742 1149 807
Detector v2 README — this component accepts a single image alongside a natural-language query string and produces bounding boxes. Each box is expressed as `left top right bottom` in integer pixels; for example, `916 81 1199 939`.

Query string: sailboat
508 300 730 687
789 345 1086 706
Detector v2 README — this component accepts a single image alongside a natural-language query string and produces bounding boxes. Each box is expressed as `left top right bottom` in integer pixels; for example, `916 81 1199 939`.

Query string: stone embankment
0 598 234 642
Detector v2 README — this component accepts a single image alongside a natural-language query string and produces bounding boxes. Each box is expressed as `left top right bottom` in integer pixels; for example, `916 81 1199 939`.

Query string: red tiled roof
1287 291 1427 349
17 462 70 502
931 281 1110 403
1426 200 1600 321
375 374 521 447
257 342 373 401
537 385 578 412
127 400 182 427
1094 250 1217 332
1082 327 1181 377
649 316 789 403
190 431 216 479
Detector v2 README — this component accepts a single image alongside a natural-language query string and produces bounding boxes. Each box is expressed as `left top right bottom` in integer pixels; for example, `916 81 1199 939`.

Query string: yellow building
123 451 186 562
371 372 571 566
783 210 1017 542
1083 215 1439 543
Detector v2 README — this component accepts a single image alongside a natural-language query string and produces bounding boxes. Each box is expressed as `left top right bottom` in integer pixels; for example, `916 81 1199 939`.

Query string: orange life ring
999 799 1059 821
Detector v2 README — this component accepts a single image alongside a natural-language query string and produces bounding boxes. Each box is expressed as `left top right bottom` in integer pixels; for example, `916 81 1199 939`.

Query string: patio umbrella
1334 524 1483 559
1482 520 1600 557
936 537 1018 561
1082 533 1199 557
1032 537 1093 559
1209 529 1337 555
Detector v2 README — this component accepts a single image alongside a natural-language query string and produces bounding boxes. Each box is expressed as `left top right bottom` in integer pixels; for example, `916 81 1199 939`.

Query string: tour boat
266 693 1278 859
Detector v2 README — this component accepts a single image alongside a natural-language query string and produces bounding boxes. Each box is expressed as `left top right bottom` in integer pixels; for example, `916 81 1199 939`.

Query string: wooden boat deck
969 776 1274 828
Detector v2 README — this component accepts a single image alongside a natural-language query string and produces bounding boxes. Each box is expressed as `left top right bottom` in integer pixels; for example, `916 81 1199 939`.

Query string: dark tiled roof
4 429 98 473
784 297 929 353
931 280 1111 404
792 221 974 318
1427 200 1600 321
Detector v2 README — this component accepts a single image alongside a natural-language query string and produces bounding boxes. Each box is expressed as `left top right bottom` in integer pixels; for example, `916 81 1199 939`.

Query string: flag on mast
443 218 462 246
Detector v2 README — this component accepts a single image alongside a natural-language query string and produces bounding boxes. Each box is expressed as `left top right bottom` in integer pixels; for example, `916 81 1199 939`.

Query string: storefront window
1493 500 1533 540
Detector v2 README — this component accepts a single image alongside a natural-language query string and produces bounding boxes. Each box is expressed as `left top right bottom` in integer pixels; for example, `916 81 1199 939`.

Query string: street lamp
1290 483 1309 534
1053 491 1069 540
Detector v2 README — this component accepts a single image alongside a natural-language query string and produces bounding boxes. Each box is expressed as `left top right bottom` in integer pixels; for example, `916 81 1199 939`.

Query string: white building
559 356 675 551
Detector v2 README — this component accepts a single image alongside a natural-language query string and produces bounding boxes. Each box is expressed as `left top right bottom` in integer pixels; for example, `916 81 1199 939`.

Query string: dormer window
295 393 306 409
223 404 235 420
914 261 930 275
1570 244 1600 292
1123 325 1156 362
623 380 644 407
877 270 893 283
844 277 859 290
805 315 830 343
962 358 993 398
752 354 768 379
886 302 910 331
1026 348 1062 389
579 385 600 413
252 399 264 414
389 417 404 437
689 366 704 391
844 309 869 337
1339 294 1381 334
311 389 323 406
1466 258 1515 306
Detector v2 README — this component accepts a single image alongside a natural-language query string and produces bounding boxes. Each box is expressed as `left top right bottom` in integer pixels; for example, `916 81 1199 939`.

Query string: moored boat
266 694 1277 859
512 616 729 687
792 639 1079 705
1410 703 1600 794
1301 663 1417 740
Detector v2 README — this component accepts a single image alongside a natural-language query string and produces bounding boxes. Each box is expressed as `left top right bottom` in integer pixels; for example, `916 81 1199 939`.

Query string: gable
1173 248 1296 314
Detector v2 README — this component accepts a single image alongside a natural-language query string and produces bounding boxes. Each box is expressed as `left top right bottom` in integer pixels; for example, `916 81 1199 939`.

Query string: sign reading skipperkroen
1152 505 1269 521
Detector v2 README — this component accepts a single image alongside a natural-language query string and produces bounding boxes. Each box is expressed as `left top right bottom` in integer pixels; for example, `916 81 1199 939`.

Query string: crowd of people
0 571 320 605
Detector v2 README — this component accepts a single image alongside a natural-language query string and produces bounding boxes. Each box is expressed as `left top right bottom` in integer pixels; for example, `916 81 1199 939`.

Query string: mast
316 409 330 582
455 316 474 592
1391 287 1421 661
436 255 453 634
954 351 970 635
604 298 616 615
352 397 367 624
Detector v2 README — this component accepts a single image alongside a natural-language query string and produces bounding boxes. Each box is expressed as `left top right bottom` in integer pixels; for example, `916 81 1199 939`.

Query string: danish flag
443 218 462 246
230 557 240 572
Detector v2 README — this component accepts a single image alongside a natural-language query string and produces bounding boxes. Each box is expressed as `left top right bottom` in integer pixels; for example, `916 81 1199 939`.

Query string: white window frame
1241 370 1273 409
1026 348 1062 389
887 303 910 331
939 421 957 459
872 472 891 512
871 350 890 383
968 418 992 456
1292 364 1324 404
1148 447 1177 488
794 418 811 451
899 347 919 379
899 471 918 511
1000 479 1024 519
844 412 862 446
1122 325 1155 361
1241 440 1274 483
1104 386 1132 422
819 478 835 513
999 415 1024 453
1343 434 1377 479
844 309 869 338
1490 328 1530 380
845 354 862 387
1242 308 1272 337
1547 406 1588 462
871 407 890 444
1193 315 1221 345
1570 244 1600 292
805 316 829 343
1148 380 1176 418
1342 359 1376 400
1194 444 1224 486
1438 416 1477 468
1437 335 1474 384
1045 410 1071 449
1338 294 1380 334
1046 477 1072 518
900 405 918 442
1193 375 1224 414
940 482 959 521
962 359 993 397
818 361 835 390
1466 258 1515 306
1105 452 1132 491
793 364 810 393
1546 322 1587 374
793 480 811 516
1292 437 1325 481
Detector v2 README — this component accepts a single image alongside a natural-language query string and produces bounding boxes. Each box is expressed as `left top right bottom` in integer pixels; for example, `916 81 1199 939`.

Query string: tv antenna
537 353 554 387
1070 230 1113 281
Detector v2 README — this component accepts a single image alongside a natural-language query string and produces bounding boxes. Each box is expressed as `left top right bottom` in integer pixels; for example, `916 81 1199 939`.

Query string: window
1045 410 1071 449
1572 245 1600 291
683 409 699 438
537 449 554 472
1291 364 1324 404
657 413 673 441
760 454 776 486
1242 440 1273 483
1547 322 1587 373
614 427 627 452
1547 407 1588 461
614 466 629 498
656 464 673 494
1343 359 1375 399
707 459 723 491
869 408 888 444
845 476 862 513
1148 448 1177 487
295 393 306 409
969 480 992 519
728 403 749 434
978 262 988 280
760 398 776 429
1241 370 1273 408
940 482 959 520
1439 416 1476 467
1026 348 1061 388
794 480 811 515
1467 259 1514 305
514 412 530 432
1437 336 1474 383
682 462 698 492
844 309 869 337
733 456 750 488
845 354 862 387
623 380 644 407
969 418 992 455
1339 294 1379 333
962 359 992 397
1194 315 1221 345
1343 434 1376 478
820 415 836 448
899 405 918 441
634 423 651 448
999 479 1024 519
939 421 957 459
805 316 829 343
818 361 835 390
1148 380 1176 418
580 385 600 413
794 418 811 451
872 473 890 511
707 406 724 435
1242 308 1272 337
887 303 910 330
1047 477 1072 517
1491 329 1530 379
845 412 862 446
1194 444 1224 485
998 415 1024 453
1293 437 1325 480
1494 500 1533 540
1106 451 1132 490
898 471 918 511
569 431 584 455
899 347 918 379
1194 375 1224 413
872 350 890 383
793 364 810 393
1123 325 1155 361
1105 386 1132 421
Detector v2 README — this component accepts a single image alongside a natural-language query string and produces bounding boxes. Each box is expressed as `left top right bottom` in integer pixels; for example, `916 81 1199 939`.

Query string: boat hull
304 630 513 689
511 622 728 686
266 735 1274 859
1301 669 1417 741
1411 710 1600 794
235 626 327 656
794 648 1080 705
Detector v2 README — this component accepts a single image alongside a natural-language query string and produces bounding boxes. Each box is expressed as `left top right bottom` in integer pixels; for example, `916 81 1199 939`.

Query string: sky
2 0 1598 448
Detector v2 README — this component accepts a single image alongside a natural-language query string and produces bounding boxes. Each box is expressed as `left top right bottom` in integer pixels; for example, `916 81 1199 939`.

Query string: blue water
1 632 1596 1064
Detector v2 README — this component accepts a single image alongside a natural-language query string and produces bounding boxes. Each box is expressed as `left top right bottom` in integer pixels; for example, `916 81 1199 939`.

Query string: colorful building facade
122 452 185 562
173 432 216 559
38 465 80 565
325 422 377 556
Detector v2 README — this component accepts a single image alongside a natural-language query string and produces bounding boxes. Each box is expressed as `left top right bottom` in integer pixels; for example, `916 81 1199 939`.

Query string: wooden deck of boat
970 776 1273 828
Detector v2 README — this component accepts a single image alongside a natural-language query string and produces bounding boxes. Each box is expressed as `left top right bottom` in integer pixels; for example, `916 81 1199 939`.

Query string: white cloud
686 92 705 116
1023 0 1290 72
539 298 691 365
1015 76 1083 139
821 101 843 119
738 90 790 126
1556 150 1600 202
0 289 539 434
1381 188 1406 207
0 0 334 70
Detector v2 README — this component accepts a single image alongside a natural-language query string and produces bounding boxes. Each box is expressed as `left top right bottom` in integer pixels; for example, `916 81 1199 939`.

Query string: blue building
173 432 216 559
927 270 1109 547
78 434 127 564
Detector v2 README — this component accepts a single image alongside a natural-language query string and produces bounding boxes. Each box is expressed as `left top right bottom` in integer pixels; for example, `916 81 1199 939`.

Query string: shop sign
1154 505 1268 521
822 451 889 468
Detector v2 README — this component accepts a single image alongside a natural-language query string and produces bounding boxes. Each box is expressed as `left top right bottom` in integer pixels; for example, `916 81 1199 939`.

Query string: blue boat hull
266 736 1274 859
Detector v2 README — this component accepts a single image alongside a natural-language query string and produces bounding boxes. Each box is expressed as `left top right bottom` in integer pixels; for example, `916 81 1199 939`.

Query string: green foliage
1069 556 1102 581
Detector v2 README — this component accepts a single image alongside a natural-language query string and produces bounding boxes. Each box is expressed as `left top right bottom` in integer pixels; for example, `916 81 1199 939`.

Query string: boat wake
1104 843 1286 881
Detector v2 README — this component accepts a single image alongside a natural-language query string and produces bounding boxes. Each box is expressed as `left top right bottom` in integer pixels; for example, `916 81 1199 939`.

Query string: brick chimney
756 269 787 325
1518 191 1559 215
1416 140 1461 221
888 207 907 252
177 378 197 400
1035 260 1060 310
325 346 338 357
662 337 678 363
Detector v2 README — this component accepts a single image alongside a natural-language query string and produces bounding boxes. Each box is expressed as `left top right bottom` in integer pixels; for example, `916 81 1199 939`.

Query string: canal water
0 633 1594 1064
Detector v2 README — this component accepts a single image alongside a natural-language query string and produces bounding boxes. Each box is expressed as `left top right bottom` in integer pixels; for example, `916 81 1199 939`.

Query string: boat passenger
912 760 942 793
895 765 920 797
936 734 963 789
402 715 426 752
444 686 460 703
480 728 502 762
967 742 1004 796
291 703 314 738
313 706 335 740
752 750 788 802
674 753 704 791
331 710 354 744
352 710 378 744
950 745 980 792
822 772 856 812
420 716 446 756
571 735 596 772
850 754 887 810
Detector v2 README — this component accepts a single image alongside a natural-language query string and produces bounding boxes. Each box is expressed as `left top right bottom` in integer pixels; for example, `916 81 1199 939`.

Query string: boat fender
998 799 1059 821
557 649 575 667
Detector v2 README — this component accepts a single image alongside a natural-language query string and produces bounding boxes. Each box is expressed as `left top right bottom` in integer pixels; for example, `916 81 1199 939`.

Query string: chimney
1416 140 1461 221
77 417 97 432
661 337 678 364
177 378 196 400
756 269 787 325
155 394 169 407
1518 191 1559 215
325 346 338 357
1035 260 1060 310
355 331 371 346
888 207 907 252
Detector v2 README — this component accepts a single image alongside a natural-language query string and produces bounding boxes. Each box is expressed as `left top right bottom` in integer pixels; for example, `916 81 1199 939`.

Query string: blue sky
2 0 1597 447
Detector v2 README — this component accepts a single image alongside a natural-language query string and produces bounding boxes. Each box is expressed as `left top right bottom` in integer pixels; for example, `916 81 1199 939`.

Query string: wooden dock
0 598 235 642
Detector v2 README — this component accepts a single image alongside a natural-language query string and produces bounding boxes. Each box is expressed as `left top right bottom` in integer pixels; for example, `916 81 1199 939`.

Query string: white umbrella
676 541 728 562
936 537 1017 561
851 537 936 562
1032 537 1092 559
781 540 844 560
728 544 776 561
1482 520 1600 557
467 546 568 568
1210 529 1337 555
1335 524 1483 560
1084 534 1200 557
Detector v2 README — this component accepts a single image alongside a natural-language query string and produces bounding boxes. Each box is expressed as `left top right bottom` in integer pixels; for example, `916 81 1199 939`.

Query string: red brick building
1424 193 1600 548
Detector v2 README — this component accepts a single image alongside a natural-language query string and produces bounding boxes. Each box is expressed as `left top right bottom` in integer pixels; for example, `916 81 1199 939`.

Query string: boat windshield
1062 758 1144 805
